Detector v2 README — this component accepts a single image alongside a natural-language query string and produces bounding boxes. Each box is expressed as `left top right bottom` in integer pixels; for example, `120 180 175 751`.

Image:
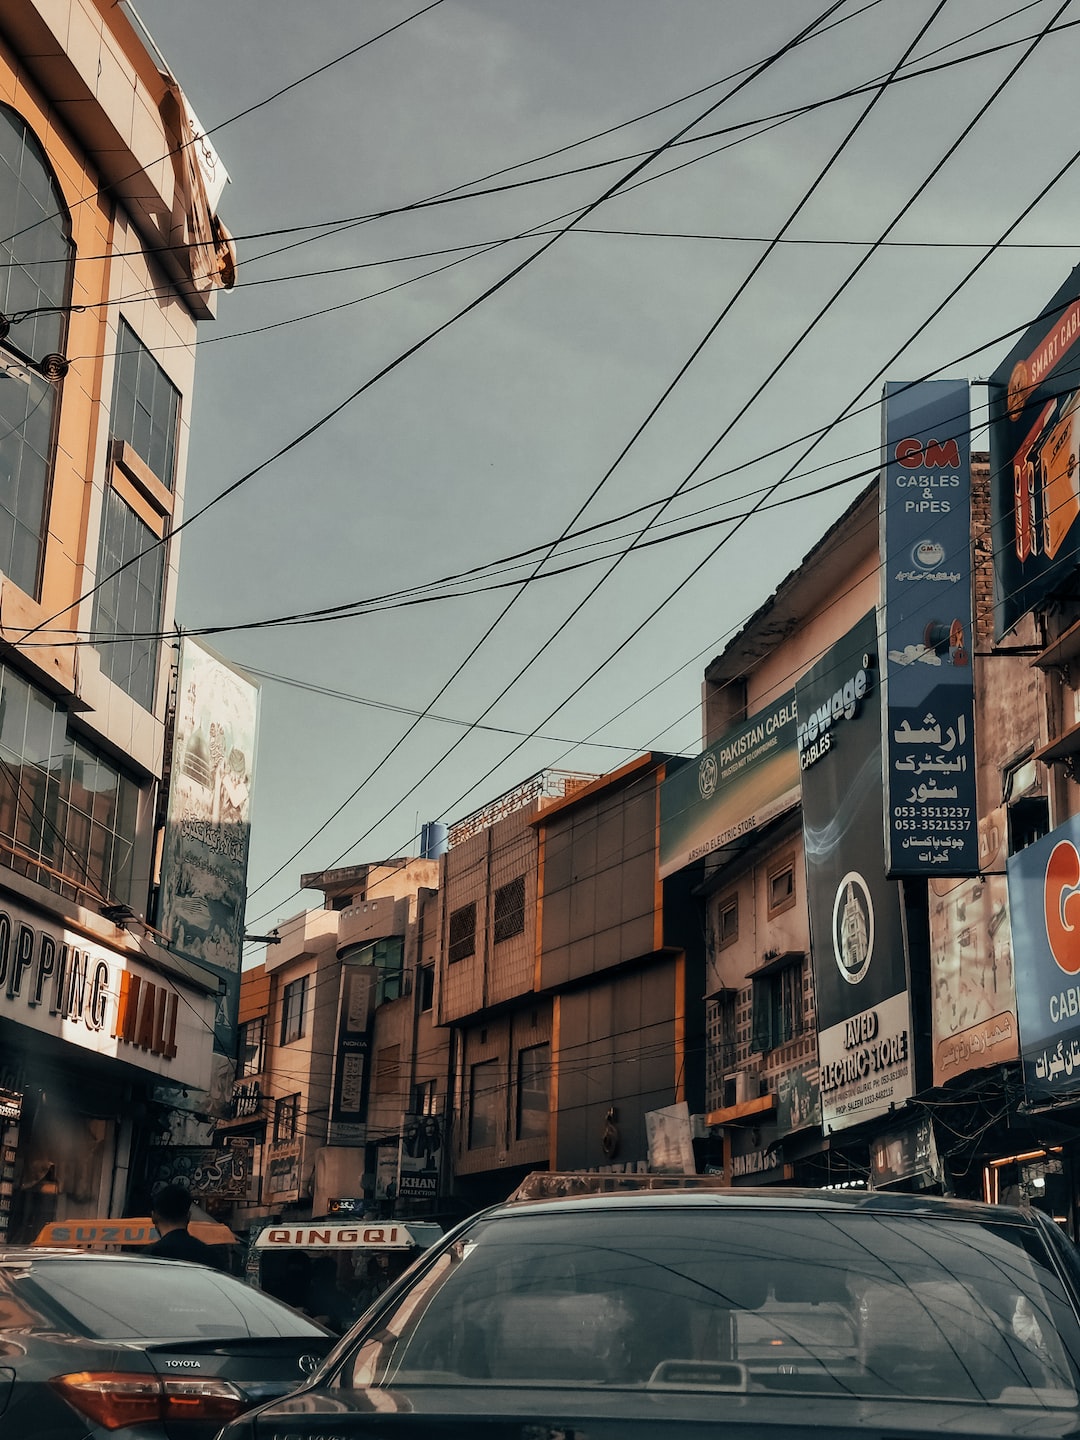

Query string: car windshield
15 1259 328 1340
335 1205 1080 1406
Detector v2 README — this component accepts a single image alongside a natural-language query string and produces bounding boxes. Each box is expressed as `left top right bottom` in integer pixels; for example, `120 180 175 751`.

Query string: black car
0 1247 335 1437
216 1182 1080 1440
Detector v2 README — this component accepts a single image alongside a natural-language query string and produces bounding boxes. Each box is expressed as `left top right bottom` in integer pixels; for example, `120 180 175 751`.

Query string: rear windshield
13 1259 327 1340
335 1205 1080 1406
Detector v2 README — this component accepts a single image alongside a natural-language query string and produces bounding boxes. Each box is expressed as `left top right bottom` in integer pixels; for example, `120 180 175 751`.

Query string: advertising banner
399 1113 443 1200
659 691 799 878
265 1141 303 1204
328 964 376 1144
775 1063 821 1139
881 380 977 876
157 638 259 1055
930 808 1018 1086
870 1116 942 1190
989 263 1080 637
645 1102 696 1173
1007 812 1080 1100
796 612 913 1133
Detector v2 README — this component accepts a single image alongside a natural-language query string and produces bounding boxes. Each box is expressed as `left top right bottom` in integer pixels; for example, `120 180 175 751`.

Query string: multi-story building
0 0 234 1239
219 858 442 1231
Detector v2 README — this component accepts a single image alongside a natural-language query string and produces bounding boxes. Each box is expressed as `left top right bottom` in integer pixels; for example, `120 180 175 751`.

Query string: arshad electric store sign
0 897 213 1078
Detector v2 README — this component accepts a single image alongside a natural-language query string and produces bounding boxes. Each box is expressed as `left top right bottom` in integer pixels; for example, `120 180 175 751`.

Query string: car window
17 1260 327 1340
333 1206 1080 1404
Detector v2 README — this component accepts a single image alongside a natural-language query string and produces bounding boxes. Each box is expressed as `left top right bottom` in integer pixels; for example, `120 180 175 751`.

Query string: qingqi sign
254 1225 413 1250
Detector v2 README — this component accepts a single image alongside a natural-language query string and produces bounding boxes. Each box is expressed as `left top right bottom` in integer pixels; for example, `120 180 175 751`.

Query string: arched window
0 106 73 597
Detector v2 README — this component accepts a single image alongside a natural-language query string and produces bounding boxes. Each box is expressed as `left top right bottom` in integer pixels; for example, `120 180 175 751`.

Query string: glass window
334 1207 1080 1404
14 1258 324 1340
111 318 179 488
494 876 525 943
448 902 476 964
767 855 796 916
750 959 804 1054
280 977 308 1045
90 485 164 711
274 1093 299 1142
718 896 738 948
418 962 435 1013
516 1043 549 1141
468 1058 499 1149
238 1016 265 1077
0 664 140 906
0 106 73 598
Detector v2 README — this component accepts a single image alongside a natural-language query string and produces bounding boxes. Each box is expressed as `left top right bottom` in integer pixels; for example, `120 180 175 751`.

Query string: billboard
880 379 978 876
796 612 913 1133
989 264 1080 637
929 808 1018 1086
1007 812 1080 1101
157 638 259 1054
659 691 799 878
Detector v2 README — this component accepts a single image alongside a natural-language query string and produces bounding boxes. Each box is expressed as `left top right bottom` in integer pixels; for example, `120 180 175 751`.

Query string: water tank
420 821 448 860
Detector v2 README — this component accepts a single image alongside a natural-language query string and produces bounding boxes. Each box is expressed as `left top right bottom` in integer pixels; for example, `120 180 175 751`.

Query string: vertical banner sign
1006 813 1080 1101
989 263 1080 638
158 638 260 1056
881 380 977 876
796 612 913 1134
328 964 376 1144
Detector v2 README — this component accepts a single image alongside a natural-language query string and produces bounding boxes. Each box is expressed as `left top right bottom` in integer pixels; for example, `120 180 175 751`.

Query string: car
214 1180 1080 1440
0 1246 336 1437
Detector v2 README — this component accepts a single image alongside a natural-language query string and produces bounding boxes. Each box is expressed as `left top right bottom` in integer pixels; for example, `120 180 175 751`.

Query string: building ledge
1033 723 1080 765
705 1092 777 1126
1032 618 1080 671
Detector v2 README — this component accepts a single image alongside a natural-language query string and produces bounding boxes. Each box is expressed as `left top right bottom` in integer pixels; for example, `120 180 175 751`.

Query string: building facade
0 0 235 1239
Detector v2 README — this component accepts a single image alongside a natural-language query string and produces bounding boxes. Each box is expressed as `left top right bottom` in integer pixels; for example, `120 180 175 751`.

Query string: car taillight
51 1370 248 1430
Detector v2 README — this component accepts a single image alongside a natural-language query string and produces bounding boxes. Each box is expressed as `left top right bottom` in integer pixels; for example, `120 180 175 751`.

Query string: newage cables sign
797 613 913 1134
659 692 799 878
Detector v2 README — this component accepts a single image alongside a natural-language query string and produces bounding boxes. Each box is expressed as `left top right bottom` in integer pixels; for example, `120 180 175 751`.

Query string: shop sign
255 1224 410 1250
796 613 913 1133
0 896 214 1080
229 1080 262 1118
870 1117 942 1189
989 264 1080 636
881 379 977 876
265 1141 303 1204
1007 813 1080 1098
659 691 799 878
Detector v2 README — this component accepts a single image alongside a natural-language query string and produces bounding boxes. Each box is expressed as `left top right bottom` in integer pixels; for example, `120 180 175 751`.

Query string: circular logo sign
698 753 718 800
832 872 874 984
1044 840 1080 975
912 540 945 569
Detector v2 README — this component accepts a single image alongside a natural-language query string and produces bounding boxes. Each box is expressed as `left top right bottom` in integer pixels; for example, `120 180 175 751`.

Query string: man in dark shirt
146 1183 229 1271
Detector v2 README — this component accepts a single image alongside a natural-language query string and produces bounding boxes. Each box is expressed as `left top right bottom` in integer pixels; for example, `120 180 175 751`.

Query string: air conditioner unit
722 1069 760 1107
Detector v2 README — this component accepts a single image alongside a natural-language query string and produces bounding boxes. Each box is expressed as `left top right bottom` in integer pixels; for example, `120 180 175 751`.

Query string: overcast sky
130 0 1080 948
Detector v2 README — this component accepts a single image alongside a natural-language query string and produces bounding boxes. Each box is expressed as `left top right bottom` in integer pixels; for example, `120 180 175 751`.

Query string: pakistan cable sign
880 380 977 877
659 691 798 879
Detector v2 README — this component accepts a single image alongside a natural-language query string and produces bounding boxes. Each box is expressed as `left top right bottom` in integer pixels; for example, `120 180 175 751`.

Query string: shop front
0 889 219 1242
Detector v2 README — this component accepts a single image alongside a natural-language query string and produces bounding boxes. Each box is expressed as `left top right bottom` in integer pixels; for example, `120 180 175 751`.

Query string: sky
127 0 1080 952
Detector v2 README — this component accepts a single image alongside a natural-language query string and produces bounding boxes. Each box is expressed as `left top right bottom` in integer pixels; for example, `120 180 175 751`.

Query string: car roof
488 1183 1042 1228
0 1247 227 1266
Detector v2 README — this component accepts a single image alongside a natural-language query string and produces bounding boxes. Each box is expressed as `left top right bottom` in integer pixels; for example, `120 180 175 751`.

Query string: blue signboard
1007 813 1080 1099
881 380 978 876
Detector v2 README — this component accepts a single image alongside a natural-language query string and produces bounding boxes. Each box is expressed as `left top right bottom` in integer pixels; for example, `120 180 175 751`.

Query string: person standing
146 1183 229 1271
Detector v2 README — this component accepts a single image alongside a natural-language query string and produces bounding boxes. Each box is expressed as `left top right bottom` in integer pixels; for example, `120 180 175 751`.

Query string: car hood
235 1383 1080 1439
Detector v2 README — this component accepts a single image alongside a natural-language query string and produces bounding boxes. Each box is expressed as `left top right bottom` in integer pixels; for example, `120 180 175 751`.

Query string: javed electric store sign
0 900 212 1074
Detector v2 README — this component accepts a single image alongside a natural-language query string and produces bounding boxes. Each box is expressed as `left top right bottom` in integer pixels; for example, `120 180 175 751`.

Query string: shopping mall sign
0 895 215 1081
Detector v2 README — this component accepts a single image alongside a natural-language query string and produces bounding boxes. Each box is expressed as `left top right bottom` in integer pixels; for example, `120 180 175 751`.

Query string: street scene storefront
0 887 219 1242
